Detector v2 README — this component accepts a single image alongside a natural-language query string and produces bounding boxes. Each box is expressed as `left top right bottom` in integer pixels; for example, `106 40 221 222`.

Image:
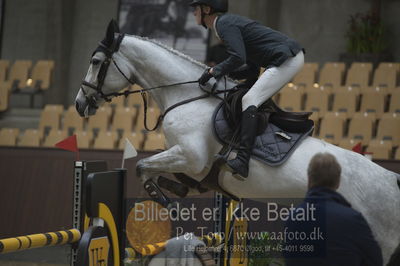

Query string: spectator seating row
273 62 399 117
0 127 165 151
0 61 399 158
0 60 54 91
1 101 399 159
276 85 399 119
2 60 396 112
314 111 399 144
287 61 399 91
312 111 400 159
1 114 398 159
1 61 397 94
0 60 54 111
0 102 165 151
36 104 161 137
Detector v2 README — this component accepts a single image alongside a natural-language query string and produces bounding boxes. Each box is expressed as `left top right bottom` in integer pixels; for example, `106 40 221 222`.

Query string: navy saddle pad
212 102 314 166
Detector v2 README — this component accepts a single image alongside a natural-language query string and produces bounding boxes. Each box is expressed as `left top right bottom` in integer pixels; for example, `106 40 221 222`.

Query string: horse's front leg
136 145 193 181
136 144 206 200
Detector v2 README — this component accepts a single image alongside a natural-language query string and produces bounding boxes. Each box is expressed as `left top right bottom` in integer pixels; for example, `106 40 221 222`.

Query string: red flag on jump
55 135 79 160
352 142 363 154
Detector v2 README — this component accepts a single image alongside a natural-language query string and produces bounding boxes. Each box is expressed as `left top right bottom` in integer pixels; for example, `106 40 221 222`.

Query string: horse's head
75 19 135 117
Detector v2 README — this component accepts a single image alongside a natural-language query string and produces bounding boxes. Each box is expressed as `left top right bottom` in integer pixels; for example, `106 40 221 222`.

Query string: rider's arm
212 20 246 79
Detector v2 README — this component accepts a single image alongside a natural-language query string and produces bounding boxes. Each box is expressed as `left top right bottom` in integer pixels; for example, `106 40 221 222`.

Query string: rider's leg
226 105 258 179
227 51 304 180
242 51 305 110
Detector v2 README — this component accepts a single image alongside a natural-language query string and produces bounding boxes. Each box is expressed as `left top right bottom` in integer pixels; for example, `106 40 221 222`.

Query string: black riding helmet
189 0 228 13
190 0 228 28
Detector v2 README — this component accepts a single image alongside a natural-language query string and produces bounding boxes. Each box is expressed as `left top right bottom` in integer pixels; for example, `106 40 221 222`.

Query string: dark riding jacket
212 13 303 78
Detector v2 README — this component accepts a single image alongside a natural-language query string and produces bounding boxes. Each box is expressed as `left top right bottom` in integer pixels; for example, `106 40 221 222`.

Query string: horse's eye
91 58 101 65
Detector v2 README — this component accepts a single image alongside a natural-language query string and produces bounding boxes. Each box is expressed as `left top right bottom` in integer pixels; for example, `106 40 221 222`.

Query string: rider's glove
198 68 213 85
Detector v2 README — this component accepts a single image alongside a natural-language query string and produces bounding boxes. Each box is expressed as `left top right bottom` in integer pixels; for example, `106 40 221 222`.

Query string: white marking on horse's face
75 51 132 117
75 52 106 117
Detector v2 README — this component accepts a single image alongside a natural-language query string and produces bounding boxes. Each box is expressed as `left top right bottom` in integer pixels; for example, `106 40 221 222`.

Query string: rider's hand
198 68 213 85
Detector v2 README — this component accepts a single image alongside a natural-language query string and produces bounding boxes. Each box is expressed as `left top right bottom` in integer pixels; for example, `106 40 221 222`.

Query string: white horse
75 21 400 264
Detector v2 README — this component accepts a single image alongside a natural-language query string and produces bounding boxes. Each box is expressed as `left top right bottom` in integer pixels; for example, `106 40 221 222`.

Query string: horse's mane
126 35 237 85
128 35 207 70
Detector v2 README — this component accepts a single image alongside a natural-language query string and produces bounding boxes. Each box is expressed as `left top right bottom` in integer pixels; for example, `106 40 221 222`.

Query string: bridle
80 33 238 131
80 33 130 109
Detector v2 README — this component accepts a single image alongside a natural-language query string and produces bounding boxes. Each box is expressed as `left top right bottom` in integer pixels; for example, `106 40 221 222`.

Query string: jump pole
0 229 81 254
0 161 123 266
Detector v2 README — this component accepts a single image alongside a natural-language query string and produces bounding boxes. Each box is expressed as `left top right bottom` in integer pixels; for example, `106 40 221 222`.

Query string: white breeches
242 51 304 111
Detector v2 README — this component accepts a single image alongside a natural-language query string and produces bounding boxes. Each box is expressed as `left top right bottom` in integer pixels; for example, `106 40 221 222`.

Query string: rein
108 57 237 131
83 33 241 131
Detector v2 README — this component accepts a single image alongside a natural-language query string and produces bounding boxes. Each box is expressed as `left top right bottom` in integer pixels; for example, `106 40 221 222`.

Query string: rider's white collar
213 16 221 40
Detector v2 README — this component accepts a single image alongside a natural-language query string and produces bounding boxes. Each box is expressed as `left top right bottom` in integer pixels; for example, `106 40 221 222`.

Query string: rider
190 0 305 180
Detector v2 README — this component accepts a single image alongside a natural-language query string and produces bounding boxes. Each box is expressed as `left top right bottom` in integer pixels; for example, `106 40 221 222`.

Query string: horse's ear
111 19 120 33
105 19 119 44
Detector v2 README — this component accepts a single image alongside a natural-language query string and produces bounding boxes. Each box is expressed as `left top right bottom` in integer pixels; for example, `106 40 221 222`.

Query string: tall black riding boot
226 105 258 180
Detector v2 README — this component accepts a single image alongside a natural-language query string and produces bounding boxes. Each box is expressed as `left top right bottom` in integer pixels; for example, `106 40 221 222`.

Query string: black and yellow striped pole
0 229 81 254
125 233 223 259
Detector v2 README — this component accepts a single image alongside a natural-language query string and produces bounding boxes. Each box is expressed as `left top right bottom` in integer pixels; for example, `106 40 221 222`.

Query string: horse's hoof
143 179 171 207
157 176 189 198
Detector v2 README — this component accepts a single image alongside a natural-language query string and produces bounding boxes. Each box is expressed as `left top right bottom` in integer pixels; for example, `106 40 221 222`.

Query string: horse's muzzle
75 99 86 117
75 98 97 118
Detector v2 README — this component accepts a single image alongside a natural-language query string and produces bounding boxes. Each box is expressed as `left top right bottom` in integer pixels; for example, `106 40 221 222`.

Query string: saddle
169 84 315 201
213 84 314 166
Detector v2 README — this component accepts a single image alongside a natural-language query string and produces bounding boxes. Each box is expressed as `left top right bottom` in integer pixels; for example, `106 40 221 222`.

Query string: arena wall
0 147 398 239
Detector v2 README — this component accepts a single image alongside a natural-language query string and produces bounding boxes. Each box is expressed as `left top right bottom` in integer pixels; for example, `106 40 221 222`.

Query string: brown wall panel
0 147 399 238
0 147 157 238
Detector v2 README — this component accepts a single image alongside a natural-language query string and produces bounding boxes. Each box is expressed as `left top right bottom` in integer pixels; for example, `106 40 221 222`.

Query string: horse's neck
122 36 210 112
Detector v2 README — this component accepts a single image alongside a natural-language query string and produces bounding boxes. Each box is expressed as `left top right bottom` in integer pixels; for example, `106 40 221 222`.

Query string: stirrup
225 159 248 181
